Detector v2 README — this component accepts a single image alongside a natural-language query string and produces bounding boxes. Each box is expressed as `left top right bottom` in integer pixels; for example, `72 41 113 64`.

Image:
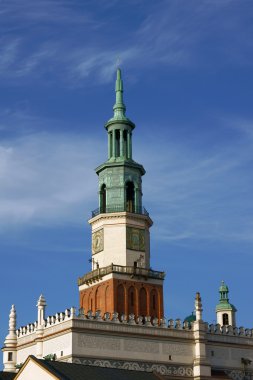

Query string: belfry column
193 293 211 380
3 305 17 372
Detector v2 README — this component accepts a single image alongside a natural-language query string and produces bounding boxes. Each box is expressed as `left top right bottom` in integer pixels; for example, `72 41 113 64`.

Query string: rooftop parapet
208 323 253 337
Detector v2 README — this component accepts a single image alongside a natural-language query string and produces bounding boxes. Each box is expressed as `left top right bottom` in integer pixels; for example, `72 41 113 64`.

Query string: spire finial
113 68 126 120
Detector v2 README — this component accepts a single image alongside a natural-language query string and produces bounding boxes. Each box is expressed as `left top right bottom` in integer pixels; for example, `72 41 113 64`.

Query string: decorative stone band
72 357 194 377
225 369 253 380
78 264 165 286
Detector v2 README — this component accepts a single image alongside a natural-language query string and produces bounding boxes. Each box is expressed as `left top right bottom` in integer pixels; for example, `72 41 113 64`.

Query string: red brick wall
80 278 164 320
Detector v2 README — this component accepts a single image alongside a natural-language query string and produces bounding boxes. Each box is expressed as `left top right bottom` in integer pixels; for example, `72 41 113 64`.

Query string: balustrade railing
91 205 149 218
78 263 165 285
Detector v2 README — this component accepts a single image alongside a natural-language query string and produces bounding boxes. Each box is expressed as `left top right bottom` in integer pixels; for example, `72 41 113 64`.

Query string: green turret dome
184 312 196 323
219 281 229 293
216 281 237 312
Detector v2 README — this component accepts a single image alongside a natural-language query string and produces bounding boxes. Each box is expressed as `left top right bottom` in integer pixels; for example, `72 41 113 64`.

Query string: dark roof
0 372 16 380
31 356 161 380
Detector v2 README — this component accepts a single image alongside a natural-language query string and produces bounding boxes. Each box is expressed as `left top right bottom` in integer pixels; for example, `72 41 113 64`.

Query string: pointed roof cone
105 68 135 128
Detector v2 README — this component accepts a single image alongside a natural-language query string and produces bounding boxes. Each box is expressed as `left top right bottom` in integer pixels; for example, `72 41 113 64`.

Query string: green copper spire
105 68 134 127
113 68 126 120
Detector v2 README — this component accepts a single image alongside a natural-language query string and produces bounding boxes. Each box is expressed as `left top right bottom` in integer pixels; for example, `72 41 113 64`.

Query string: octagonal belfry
78 69 165 320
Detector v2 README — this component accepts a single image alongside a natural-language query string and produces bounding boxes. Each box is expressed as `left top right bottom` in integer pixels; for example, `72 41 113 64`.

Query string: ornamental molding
225 370 253 380
73 357 193 377
89 212 152 226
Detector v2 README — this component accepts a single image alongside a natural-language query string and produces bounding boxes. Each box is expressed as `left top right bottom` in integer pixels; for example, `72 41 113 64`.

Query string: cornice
89 212 153 227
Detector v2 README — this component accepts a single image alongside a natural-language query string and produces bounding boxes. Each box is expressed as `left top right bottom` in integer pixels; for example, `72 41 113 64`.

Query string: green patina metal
215 281 237 312
94 69 146 216
184 312 196 323
105 68 135 127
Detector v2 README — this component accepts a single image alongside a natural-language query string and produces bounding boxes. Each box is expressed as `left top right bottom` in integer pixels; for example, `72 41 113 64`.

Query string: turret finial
113 68 126 120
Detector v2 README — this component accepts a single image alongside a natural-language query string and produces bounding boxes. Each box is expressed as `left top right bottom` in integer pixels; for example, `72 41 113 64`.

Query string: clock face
92 229 104 254
126 227 145 251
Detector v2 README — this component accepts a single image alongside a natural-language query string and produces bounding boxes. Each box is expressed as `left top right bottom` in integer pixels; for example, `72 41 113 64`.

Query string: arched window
139 287 147 316
126 181 135 213
105 286 110 312
95 286 101 310
117 284 125 315
88 293 93 312
223 313 229 325
150 289 158 317
128 286 135 314
100 184 106 213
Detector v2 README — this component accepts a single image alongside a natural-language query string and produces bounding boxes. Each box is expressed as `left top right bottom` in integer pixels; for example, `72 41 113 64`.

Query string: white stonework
3 300 253 379
89 212 152 269
216 309 236 327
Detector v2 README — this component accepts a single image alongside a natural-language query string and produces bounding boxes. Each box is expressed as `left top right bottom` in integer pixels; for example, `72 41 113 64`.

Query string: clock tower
78 69 165 320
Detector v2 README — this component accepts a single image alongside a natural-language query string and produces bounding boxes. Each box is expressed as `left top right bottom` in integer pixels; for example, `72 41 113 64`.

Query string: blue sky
1 0 253 366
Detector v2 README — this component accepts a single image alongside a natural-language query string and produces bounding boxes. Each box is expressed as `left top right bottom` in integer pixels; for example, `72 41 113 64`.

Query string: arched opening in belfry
115 129 120 157
117 284 125 315
128 286 135 315
223 313 229 325
126 181 135 213
139 287 147 317
100 184 106 213
123 130 128 157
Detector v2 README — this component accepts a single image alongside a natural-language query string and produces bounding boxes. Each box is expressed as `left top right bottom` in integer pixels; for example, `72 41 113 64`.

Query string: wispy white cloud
136 120 253 244
0 112 252 246
0 131 103 230
0 0 251 86
0 38 20 73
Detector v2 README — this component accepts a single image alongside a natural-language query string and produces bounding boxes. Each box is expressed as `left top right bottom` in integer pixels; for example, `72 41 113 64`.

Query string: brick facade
79 278 164 320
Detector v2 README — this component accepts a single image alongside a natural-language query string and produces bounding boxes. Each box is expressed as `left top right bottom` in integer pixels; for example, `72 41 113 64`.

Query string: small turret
3 305 17 372
216 281 237 326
